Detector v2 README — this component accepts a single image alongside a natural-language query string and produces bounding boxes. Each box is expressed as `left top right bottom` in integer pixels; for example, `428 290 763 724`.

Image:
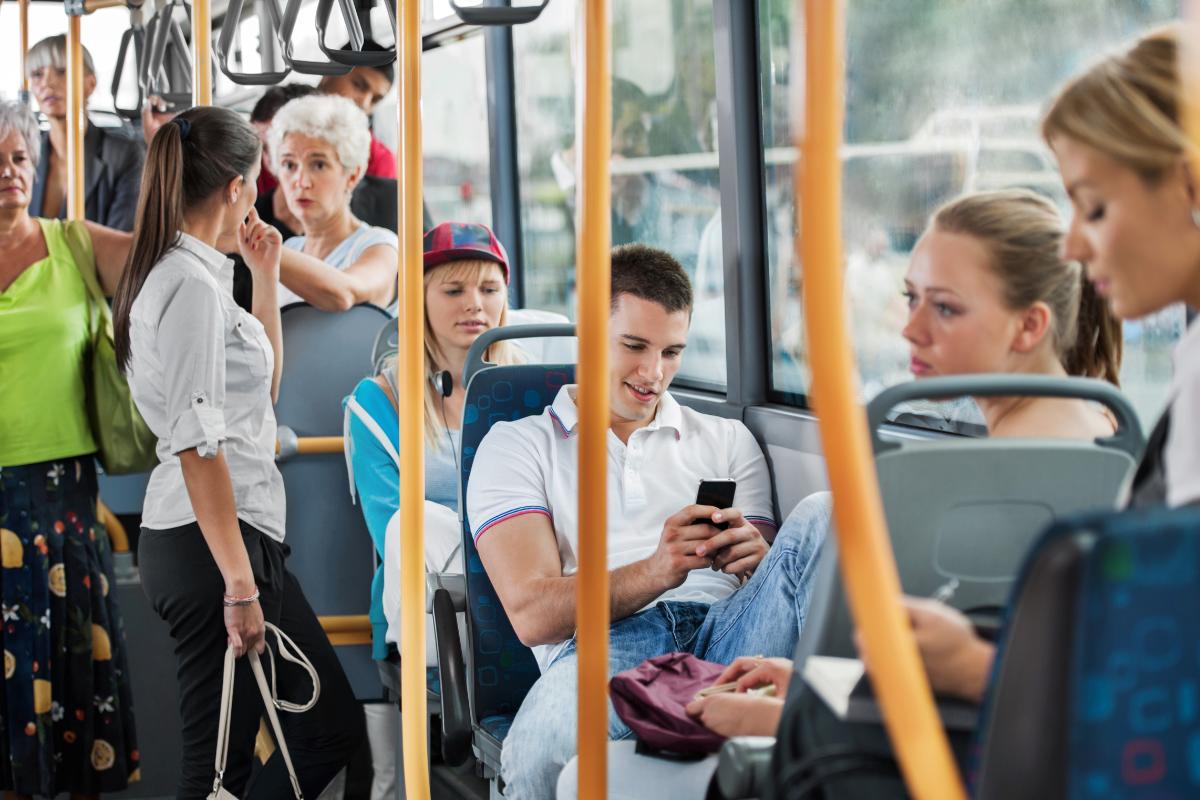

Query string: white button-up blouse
127 233 286 541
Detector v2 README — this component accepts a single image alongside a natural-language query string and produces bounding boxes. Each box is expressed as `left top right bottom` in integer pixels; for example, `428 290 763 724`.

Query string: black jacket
31 122 145 232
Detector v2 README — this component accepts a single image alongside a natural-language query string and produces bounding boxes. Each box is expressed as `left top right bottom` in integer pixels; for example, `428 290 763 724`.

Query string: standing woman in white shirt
110 107 364 800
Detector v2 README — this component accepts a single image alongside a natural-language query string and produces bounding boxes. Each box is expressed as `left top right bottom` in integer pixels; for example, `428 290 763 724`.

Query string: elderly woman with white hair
270 94 399 312
0 100 137 799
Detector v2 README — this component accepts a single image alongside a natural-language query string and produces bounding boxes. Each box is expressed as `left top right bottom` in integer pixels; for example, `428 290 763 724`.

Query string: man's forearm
512 558 671 646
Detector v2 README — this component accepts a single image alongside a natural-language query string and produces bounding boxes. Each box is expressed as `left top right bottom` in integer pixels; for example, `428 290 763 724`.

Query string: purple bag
609 652 728 754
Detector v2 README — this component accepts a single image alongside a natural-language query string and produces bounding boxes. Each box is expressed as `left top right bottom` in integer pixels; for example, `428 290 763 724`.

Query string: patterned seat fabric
479 715 515 742
460 365 575 727
1069 507 1200 795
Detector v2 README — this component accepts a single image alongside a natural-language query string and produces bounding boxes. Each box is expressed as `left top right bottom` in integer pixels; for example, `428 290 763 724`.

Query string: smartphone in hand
695 479 737 531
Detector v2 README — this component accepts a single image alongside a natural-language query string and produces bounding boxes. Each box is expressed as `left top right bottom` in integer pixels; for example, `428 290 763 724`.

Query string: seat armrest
715 736 776 800
426 573 466 613
432 588 472 767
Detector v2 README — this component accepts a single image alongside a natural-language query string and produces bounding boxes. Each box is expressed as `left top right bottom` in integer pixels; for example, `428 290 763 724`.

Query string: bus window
762 0 1181 430
512 0 726 387
421 32 492 228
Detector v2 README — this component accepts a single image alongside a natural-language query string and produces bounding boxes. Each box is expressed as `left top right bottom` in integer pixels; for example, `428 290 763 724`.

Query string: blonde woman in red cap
343 221 568 800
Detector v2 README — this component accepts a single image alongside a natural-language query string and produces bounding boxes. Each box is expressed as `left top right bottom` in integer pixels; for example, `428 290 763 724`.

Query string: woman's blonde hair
1042 25 1189 185
930 189 1122 386
388 259 526 449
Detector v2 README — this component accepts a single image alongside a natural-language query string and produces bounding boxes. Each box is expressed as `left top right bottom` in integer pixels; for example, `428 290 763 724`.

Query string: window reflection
761 0 1180 428
422 34 492 227
513 0 726 385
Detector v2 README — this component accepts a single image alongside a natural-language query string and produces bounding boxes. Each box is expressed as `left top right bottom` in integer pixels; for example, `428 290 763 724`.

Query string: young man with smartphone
468 247 825 796
468 244 823 800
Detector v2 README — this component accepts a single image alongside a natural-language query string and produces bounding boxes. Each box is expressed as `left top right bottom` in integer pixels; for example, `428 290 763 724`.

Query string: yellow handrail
66 15 86 221
576 0 612 798
1184 1 1200 158
95 498 130 553
397 0 429 798
275 437 346 454
318 615 374 646
192 0 211 106
19 0 28 96
795 2 966 798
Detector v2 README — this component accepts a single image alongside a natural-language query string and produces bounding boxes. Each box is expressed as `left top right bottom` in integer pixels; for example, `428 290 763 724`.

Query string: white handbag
208 622 321 800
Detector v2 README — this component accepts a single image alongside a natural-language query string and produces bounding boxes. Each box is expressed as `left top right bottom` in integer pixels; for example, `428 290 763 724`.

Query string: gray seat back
798 375 1144 658
275 303 391 699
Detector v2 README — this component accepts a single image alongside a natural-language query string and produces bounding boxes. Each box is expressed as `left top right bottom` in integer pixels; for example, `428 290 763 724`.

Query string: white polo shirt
467 385 776 671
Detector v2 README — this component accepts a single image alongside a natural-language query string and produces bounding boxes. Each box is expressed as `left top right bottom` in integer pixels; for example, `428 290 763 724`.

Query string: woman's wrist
225 574 256 597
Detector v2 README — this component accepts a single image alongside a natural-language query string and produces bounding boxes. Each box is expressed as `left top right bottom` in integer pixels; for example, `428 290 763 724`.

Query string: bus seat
429 323 575 780
274 302 392 700
96 467 152 515
800 375 1143 659
974 504 1200 798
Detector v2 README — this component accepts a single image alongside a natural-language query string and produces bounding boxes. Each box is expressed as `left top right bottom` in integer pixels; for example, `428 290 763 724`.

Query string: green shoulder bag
65 221 160 475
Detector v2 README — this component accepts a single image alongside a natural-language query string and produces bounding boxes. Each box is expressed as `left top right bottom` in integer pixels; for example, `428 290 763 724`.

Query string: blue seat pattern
460 364 574 729
479 715 514 742
1069 506 1200 796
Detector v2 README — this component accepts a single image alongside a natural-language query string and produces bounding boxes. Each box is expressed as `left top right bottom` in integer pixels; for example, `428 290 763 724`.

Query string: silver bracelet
223 587 260 607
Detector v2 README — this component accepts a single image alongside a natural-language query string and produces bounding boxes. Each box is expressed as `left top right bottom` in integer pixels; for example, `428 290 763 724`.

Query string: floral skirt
0 457 138 797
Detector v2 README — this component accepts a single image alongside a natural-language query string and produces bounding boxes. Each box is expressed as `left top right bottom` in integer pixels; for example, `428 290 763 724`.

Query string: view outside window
512 0 726 385
761 0 1181 429
422 34 492 227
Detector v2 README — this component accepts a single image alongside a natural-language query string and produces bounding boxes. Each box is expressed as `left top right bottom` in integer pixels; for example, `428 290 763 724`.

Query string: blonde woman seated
556 188 1123 799
269 94 399 312
344 222 570 800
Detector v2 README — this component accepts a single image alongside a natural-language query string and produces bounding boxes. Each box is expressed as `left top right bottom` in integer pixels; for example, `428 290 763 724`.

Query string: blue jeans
500 494 831 800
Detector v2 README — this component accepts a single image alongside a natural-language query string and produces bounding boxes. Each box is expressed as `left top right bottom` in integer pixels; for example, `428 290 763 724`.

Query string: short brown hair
610 243 693 315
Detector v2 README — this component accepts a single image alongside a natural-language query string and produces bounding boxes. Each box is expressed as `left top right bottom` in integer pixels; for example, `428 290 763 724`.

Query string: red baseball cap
423 222 509 284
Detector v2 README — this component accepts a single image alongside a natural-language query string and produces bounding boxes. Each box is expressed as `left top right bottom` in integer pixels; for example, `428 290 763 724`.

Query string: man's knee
775 492 832 553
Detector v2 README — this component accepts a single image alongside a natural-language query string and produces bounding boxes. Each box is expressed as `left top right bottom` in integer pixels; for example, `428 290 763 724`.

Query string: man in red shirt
319 40 397 179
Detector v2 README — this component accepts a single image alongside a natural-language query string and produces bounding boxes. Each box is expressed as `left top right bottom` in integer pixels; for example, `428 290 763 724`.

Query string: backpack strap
344 394 401 504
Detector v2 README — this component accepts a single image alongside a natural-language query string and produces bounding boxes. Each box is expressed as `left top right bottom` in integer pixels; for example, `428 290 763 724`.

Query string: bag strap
210 622 320 800
61 220 109 340
63 220 104 306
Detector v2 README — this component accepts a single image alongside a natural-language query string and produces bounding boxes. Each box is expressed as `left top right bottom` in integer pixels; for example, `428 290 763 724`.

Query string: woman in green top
0 100 138 799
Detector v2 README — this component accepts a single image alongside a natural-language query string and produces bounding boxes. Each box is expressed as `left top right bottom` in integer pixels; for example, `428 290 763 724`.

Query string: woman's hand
712 655 795 697
685 693 785 738
238 208 283 278
855 596 996 704
224 599 266 658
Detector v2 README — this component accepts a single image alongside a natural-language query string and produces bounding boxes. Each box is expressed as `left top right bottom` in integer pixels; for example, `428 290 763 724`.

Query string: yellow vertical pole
575 0 611 798
66 15 86 221
19 0 29 97
1184 0 1200 157
192 0 212 105
397 1 430 799
795 1 967 799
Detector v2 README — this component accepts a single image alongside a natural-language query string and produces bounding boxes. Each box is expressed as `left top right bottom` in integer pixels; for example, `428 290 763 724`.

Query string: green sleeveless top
0 218 96 466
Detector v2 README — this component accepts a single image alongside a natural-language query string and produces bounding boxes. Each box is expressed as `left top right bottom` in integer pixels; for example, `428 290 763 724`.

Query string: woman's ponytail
112 106 262 374
1065 270 1124 387
113 120 185 373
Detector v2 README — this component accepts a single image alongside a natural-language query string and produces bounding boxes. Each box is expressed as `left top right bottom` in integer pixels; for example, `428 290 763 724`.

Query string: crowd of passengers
0 20 1199 800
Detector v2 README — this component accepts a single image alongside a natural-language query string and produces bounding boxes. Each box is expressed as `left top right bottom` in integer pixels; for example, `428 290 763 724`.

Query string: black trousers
140 521 365 800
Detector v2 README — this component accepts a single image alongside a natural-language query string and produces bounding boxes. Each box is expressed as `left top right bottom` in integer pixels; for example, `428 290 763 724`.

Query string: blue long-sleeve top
346 378 459 657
